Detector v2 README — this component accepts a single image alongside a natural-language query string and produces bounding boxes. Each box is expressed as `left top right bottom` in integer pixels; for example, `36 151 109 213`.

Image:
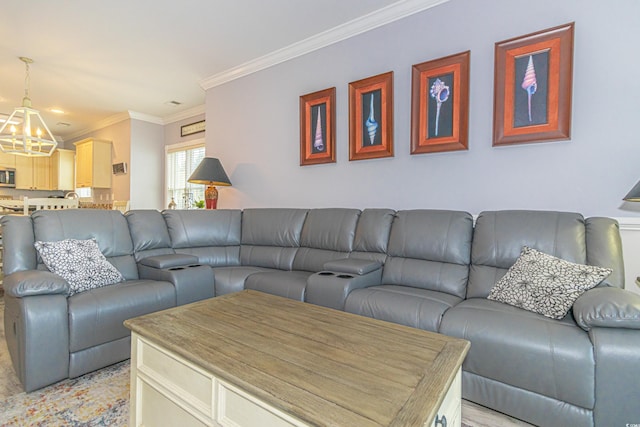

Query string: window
166 141 205 209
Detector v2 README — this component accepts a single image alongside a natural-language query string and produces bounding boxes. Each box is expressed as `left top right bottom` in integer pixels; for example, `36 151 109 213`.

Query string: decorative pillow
34 238 124 296
488 246 612 320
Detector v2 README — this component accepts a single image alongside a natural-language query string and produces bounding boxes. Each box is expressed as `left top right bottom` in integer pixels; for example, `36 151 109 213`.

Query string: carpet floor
0 295 531 426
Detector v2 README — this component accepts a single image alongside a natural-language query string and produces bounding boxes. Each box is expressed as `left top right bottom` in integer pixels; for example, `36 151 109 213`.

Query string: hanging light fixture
0 57 58 156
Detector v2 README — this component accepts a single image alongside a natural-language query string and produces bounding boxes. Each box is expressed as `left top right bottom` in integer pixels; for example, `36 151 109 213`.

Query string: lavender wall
205 0 640 218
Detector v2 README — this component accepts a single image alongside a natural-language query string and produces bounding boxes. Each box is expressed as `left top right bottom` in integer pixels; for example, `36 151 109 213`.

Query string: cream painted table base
125 290 469 427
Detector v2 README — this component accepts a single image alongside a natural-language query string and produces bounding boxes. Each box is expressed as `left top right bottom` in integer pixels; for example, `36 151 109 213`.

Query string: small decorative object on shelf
168 198 177 209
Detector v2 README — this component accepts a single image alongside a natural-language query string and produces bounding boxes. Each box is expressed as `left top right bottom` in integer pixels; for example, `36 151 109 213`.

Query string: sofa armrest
306 269 383 311
323 258 382 275
3 270 70 298
138 253 199 269
573 287 640 331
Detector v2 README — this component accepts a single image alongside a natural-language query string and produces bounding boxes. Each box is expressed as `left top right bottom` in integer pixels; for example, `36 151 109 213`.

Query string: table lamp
187 157 232 209
623 180 640 202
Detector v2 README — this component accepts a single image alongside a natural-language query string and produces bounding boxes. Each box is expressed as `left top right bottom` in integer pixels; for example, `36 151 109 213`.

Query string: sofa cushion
292 209 360 272
34 238 124 296
126 209 174 260
31 209 139 280
344 285 462 332
440 298 595 410
488 246 612 320
468 210 590 298
211 266 272 296
68 279 176 352
240 208 307 270
244 270 313 301
382 210 473 298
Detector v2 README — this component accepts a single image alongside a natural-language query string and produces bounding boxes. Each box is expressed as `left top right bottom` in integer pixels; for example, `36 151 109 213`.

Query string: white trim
128 110 164 125
199 0 450 89
64 110 163 141
165 137 206 154
65 112 130 140
163 105 206 124
615 217 640 232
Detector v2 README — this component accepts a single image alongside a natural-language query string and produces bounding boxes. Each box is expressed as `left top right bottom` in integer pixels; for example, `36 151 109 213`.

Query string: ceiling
0 0 443 141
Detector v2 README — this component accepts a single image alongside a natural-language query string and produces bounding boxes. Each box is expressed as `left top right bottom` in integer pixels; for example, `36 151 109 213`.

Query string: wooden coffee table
125 290 469 427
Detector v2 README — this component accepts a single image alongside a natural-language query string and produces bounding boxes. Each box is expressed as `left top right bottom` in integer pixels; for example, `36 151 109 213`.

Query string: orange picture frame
411 51 470 154
299 87 336 166
493 22 574 146
348 71 394 161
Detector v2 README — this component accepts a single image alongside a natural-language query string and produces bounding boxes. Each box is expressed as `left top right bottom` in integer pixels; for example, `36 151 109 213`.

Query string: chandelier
0 57 57 156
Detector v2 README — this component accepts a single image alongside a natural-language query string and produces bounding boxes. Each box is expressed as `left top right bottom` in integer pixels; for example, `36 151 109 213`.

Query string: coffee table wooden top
125 290 469 427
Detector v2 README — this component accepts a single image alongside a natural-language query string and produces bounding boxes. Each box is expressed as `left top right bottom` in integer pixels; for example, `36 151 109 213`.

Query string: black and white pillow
34 238 125 296
488 246 612 319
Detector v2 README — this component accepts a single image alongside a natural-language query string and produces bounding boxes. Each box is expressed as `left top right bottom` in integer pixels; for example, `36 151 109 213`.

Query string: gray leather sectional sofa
2 207 640 427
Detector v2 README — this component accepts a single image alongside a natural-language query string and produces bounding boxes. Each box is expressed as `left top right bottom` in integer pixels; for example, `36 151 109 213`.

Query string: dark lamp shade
187 157 232 186
624 180 640 202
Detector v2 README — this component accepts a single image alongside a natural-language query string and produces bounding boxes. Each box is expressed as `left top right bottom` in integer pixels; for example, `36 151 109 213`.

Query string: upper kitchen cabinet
0 151 16 169
15 155 51 190
74 138 112 188
50 148 75 191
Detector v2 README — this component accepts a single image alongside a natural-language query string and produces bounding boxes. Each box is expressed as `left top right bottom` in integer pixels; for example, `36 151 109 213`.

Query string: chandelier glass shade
0 57 57 156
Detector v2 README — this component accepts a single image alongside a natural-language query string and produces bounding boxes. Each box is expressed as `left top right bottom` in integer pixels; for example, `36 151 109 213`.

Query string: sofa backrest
382 210 473 298
240 208 308 270
32 209 138 280
162 209 242 267
350 208 395 264
468 210 625 298
126 210 174 261
1 215 37 275
292 208 360 272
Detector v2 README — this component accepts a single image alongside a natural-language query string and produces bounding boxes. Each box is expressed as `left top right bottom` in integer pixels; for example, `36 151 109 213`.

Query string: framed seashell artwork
299 87 336 166
493 22 574 146
410 50 470 155
348 71 394 161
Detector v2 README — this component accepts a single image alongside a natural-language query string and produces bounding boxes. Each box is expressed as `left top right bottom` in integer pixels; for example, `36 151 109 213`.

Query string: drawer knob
435 414 447 427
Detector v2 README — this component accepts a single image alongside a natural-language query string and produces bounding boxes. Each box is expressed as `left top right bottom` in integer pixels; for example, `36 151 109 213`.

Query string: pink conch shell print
521 55 538 122
430 78 450 137
313 108 324 151
365 93 378 145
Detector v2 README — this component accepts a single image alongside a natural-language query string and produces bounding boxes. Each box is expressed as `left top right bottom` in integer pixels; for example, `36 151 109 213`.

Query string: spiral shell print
521 55 538 122
313 108 324 151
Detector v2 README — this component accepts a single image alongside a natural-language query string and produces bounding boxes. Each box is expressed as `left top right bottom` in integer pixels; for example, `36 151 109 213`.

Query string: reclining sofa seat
126 209 215 305
345 209 474 332
161 209 254 296
244 208 360 301
439 210 626 427
1 209 175 392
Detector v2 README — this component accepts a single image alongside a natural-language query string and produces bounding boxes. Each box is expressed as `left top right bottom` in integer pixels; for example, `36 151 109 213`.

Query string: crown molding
128 110 164 125
163 104 206 124
200 0 449 89
64 112 131 141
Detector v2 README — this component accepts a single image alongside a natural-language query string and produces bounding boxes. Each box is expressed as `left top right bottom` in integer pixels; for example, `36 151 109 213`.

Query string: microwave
0 168 16 188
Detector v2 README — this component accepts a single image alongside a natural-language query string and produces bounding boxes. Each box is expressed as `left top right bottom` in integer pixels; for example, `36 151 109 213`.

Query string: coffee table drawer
216 381 306 427
135 335 213 420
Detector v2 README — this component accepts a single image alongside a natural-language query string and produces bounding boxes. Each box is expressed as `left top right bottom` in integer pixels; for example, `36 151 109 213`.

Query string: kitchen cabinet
15 155 51 190
74 138 112 188
0 151 15 168
50 149 75 191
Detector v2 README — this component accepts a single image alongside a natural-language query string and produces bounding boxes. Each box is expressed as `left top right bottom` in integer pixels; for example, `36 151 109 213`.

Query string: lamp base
205 185 219 209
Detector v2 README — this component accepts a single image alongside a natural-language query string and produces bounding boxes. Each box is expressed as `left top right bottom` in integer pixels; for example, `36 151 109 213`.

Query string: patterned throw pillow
34 238 125 296
488 246 612 320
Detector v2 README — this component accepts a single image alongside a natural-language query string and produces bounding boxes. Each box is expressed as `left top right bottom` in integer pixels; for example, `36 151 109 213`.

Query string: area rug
0 360 129 426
